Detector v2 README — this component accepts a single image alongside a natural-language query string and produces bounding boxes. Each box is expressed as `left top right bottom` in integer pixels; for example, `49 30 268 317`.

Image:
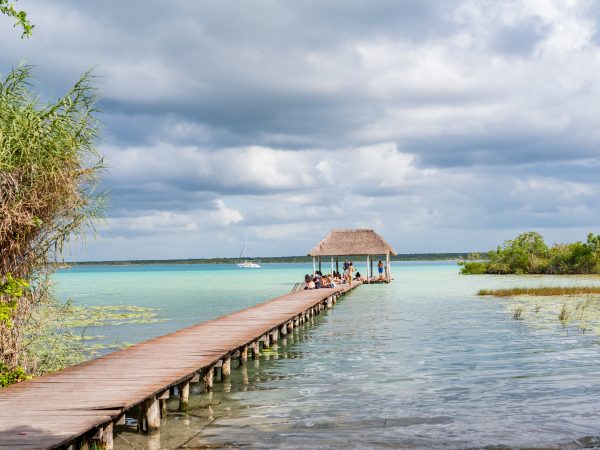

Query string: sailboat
237 234 261 268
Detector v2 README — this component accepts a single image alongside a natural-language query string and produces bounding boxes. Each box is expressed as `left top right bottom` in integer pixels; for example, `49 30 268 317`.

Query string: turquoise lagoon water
54 262 600 449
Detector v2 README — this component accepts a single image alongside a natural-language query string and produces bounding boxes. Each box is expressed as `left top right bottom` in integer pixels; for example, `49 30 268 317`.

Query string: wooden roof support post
331 256 334 275
313 256 316 275
386 251 391 282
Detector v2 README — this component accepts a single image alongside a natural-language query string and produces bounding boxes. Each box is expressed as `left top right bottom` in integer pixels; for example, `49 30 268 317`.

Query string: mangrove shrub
460 231 600 275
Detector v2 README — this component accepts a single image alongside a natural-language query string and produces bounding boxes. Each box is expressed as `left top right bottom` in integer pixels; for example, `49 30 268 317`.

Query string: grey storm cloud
2 0 600 259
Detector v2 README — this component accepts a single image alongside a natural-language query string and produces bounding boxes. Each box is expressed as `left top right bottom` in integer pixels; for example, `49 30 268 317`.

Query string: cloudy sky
3 0 600 260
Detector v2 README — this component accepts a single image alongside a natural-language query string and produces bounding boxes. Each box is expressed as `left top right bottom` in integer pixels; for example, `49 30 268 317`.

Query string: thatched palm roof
308 229 396 256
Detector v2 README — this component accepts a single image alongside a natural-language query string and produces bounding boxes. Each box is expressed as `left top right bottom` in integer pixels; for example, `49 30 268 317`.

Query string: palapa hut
308 229 396 282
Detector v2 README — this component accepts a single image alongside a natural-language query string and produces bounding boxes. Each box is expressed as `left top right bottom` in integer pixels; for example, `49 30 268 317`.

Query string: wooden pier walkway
0 283 360 449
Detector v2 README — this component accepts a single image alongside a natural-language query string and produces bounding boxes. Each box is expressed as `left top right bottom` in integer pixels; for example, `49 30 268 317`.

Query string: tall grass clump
0 66 104 381
558 304 571 324
478 286 600 297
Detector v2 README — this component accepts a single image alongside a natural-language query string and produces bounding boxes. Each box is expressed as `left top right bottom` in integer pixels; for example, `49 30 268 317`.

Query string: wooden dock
0 283 360 449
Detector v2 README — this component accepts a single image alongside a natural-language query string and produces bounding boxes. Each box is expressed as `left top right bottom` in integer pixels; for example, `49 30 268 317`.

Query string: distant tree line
66 253 471 266
459 231 600 275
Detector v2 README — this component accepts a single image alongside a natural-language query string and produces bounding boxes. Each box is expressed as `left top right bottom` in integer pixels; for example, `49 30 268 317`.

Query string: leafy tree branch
0 0 33 38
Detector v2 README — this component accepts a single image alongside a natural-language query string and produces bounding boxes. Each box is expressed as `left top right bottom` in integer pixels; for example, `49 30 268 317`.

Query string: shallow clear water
55 262 600 449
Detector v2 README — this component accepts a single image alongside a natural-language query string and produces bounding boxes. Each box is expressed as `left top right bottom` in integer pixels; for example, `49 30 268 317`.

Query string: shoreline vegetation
478 286 600 297
459 231 600 275
65 253 470 266
0 66 104 387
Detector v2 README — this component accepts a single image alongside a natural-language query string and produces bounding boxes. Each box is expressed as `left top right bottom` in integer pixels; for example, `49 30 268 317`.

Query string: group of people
304 271 336 289
303 259 386 290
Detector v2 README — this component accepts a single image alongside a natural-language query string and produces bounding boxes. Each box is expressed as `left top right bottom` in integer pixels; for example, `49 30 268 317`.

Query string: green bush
0 362 28 387
459 261 488 274
460 231 600 275
0 273 28 327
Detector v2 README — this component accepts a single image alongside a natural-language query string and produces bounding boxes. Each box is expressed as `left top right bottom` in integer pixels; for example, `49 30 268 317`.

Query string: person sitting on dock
314 274 322 289
332 271 342 284
304 274 315 290
322 275 336 288
355 272 365 282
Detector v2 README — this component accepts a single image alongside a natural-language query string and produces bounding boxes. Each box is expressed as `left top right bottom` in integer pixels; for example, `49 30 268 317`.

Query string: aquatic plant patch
22 302 168 375
497 294 600 337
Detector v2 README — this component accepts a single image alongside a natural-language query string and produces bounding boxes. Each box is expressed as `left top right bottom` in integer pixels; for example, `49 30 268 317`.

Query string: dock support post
327 296 333 309
270 329 278 344
222 357 231 380
279 324 287 336
158 389 169 417
251 341 260 359
240 345 248 364
287 321 294 332
204 367 214 391
179 381 190 412
91 422 113 449
262 334 270 348
138 396 160 433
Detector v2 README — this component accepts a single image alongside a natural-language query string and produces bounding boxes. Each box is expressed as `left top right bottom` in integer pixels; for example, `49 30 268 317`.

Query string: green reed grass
478 286 600 297
558 304 571 324
513 305 524 320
